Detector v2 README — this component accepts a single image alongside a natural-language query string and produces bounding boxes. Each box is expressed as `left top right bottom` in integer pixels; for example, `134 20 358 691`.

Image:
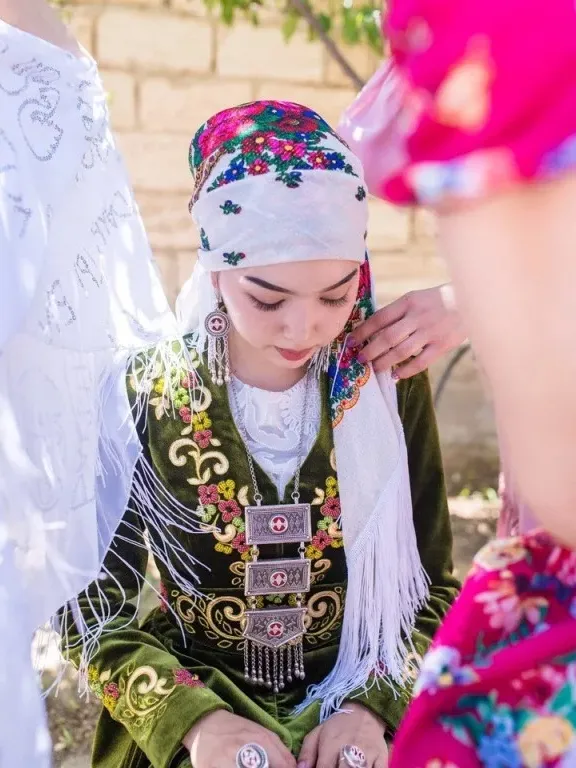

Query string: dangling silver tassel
204 304 231 386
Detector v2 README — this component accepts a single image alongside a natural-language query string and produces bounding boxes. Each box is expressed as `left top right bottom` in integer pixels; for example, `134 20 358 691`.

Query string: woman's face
216 259 360 370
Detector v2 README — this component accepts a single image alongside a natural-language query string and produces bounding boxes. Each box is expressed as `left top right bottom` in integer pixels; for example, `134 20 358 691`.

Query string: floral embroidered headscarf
178 101 428 719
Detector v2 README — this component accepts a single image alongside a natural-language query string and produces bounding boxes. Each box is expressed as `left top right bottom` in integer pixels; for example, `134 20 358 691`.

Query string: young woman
63 101 458 768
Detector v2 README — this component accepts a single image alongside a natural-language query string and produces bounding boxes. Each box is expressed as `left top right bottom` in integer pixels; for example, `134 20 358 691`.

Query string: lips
275 347 314 362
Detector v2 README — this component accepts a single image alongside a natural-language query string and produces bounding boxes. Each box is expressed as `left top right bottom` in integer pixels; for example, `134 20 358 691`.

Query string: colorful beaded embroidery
190 101 358 201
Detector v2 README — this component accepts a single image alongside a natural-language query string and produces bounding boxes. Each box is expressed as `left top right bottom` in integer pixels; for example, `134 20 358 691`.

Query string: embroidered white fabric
0 21 179 763
228 375 322 499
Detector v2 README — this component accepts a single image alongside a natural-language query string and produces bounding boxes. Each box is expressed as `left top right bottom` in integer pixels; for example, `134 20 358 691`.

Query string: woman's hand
183 709 297 768
297 701 388 768
349 284 466 379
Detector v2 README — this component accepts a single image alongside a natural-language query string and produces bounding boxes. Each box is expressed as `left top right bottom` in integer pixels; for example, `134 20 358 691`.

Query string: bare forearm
0 0 80 55
438 173 576 548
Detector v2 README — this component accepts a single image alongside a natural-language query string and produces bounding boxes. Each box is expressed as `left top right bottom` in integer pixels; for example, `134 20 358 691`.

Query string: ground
46 498 498 768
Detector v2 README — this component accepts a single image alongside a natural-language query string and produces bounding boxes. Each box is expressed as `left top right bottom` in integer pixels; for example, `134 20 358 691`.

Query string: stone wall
66 0 499 490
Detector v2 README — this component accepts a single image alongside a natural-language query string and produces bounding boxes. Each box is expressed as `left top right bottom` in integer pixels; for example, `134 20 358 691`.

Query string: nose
282 304 315 347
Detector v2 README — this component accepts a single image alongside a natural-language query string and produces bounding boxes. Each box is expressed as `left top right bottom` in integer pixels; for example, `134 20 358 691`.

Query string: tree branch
286 0 366 91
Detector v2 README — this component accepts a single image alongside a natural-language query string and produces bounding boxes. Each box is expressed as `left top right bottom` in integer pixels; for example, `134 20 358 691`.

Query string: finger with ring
236 743 269 768
340 744 368 768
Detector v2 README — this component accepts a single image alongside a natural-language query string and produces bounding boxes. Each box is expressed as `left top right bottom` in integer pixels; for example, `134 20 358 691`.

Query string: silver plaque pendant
243 608 307 690
244 606 306 648
245 503 312 546
245 557 311 596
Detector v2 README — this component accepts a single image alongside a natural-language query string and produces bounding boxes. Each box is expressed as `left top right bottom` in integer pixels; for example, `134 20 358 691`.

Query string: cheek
224 293 276 345
319 301 357 342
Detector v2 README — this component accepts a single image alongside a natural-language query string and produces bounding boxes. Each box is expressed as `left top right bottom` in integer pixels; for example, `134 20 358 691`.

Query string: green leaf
318 12 332 33
342 8 361 44
282 11 300 41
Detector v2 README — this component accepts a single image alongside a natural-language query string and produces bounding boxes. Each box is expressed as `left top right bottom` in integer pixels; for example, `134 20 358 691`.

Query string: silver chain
229 370 312 506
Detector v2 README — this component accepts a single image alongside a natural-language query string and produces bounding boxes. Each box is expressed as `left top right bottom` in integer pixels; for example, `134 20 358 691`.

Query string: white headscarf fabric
178 101 429 717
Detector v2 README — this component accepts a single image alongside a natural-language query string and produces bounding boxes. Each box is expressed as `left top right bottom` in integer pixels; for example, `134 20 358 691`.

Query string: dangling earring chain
204 298 231 386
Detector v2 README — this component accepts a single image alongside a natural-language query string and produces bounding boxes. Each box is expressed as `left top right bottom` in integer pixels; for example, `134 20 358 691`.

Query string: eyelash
248 295 349 312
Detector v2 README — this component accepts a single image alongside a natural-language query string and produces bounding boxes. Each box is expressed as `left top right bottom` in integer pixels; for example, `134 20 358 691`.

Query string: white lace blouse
228 375 322 499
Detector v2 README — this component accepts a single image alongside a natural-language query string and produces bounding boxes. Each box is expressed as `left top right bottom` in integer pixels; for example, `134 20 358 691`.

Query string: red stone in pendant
267 620 285 639
270 570 288 589
269 514 288 534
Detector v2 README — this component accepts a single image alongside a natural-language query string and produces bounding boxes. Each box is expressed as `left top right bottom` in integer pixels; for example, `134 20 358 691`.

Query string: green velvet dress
64 349 459 768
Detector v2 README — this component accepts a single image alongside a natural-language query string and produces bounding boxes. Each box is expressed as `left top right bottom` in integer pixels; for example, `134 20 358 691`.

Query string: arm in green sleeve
350 371 460 733
62 508 230 768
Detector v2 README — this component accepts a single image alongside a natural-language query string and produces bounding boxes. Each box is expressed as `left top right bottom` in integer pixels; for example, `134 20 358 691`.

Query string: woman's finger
315 740 340 768
358 315 419 364
349 294 409 346
296 726 320 768
392 345 438 379
265 734 297 768
370 332 426 372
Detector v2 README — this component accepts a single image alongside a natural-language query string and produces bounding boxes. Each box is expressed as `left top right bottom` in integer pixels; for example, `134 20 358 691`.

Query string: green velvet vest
140 349 347 661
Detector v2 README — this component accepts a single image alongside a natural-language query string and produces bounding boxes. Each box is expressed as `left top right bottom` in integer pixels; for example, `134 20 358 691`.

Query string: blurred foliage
52 0 382 87
53 0 382 53
204 0 382 54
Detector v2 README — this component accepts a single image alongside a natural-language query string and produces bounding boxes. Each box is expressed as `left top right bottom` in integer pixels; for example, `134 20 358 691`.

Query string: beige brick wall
67 0 450 304
66 0 496 489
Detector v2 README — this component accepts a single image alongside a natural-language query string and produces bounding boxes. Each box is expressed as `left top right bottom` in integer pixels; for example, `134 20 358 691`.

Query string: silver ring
340 744 368 768
236 743 269 768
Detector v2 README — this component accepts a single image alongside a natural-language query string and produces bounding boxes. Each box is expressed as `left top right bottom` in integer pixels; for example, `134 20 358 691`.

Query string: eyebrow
244 268 359 295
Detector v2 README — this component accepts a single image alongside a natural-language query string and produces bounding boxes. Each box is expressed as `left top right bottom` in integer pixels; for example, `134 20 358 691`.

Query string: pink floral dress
340 0 576 208
391 531 576 767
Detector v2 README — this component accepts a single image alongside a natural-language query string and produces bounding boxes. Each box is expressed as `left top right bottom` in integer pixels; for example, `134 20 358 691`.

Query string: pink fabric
498 473 538 538
339 0 576 206
390 531 576 767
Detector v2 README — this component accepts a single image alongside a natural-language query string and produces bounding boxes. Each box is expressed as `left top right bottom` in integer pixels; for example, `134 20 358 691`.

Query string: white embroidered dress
0 23 176 764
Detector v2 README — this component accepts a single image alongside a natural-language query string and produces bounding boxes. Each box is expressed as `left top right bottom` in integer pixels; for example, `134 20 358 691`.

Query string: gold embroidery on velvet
310 558 332 584
169 437 230 487
330 448 337 472
98 663 175 734
170 586 344 651
303 588 344 646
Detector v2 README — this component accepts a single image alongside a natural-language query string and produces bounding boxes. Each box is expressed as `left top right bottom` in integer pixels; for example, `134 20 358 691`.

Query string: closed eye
320 294 349 307
249 295 284 312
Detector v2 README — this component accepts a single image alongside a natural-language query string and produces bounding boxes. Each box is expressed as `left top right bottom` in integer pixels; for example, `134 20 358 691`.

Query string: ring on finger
339 744 368 768
236 743 269 768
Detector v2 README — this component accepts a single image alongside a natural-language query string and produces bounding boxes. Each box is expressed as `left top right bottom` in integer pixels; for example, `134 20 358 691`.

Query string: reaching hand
183 709 297 768
349 284 466 379
297 702 388 768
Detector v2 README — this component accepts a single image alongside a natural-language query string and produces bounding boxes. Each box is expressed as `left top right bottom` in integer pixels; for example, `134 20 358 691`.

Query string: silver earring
205 300 231 386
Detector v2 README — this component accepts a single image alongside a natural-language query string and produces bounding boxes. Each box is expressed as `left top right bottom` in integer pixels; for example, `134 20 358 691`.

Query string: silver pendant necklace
229 371 313 692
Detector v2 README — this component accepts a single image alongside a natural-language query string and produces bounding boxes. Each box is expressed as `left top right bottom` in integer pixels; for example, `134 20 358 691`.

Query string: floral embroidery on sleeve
87 664 204 733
